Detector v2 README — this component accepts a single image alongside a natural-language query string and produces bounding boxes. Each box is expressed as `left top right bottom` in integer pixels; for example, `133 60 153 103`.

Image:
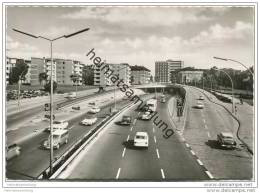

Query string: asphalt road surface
183 86 252 179
63 95 209 180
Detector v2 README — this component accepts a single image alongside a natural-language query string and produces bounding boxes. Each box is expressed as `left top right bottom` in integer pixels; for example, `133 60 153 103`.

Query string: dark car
217 132 237 149
120 115 132 125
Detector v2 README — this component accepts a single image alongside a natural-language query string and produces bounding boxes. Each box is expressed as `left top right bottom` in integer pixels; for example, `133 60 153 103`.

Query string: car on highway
123 96 129 100
199 95 204 100
81 115 98 126
66 92 76 99
140 111 152 120
134 132 149 148
160 98 166 103
195 101 204 109
89 106 101 114
44 130 69 149
53 120 69 129
6 144 21 160
120 115 132 125
217 132 237 149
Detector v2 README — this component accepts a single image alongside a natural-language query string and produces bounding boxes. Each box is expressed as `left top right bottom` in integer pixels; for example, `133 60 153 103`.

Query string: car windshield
136 135 145 139
53 121 62 124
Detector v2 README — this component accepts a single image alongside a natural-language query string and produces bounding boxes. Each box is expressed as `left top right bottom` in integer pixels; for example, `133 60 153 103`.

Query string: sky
6 6 254 75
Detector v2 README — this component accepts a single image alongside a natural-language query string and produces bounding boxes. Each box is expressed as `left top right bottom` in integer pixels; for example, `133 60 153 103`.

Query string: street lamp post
13 27 89 176
17 67 28 112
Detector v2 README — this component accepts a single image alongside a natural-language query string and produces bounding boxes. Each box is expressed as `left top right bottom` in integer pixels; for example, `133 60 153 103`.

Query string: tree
9 59 28 85
82 66 94 85
70 73 81 97
39 72 48 86
130 76 134 84
44 81 58 93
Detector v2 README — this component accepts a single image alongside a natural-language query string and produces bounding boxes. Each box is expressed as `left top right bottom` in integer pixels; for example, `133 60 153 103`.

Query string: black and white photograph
1 1 258 192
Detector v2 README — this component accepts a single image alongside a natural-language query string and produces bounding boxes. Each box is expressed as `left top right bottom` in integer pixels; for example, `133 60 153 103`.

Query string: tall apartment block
130 65 151 85
94 63 130 87
155 59 184 83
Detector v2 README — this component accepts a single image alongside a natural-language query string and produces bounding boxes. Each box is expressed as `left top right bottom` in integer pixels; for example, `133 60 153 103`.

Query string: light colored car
141 111 152 120
123 96 129 100
196 101 204 109
217 132 236 149
52 120 69 130
134 132 149 148
199 95 204 100
6 144 21 160
81 116 98 126
160 98 166 103
67 92 76 99
89 106 101 114
44 130 69 149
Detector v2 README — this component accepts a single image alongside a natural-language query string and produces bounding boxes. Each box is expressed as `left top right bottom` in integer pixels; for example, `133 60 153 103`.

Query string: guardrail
37 101 135 179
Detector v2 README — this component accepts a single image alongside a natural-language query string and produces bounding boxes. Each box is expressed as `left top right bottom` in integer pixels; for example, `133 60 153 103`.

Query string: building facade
179 71 204 84
30 57 83 86
130 65 151 85
94 63 131 87
155 59 184 83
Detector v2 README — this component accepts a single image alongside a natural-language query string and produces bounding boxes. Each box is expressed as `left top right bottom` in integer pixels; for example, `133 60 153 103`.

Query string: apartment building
55 59 83 85
6 57 17 84
94 63 130 87
155 59 184 83
130 65 151 85
30 57 83 85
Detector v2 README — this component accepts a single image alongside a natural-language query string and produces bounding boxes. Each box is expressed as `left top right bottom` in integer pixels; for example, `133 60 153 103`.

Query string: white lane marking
154 136 157 143
203 119 206 123
152 127 155 133
205 124 208 130
205 171 214 179
122 148 126 157
126 135 130 141
156 148 160 159
161 169 165 179
133 119 137 125
197 159 203 166
190 150 195 155
185 143 190 148
116 168 121 179
130 126 133 131
207 132 211 138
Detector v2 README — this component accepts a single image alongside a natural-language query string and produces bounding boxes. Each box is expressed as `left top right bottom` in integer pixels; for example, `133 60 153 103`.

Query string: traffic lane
187 88 252 179
119 115 162 180
66 104 140 179
6 100 129 179
155 99 209 180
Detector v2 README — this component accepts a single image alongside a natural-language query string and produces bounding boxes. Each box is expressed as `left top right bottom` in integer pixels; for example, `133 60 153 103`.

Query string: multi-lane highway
59 95 209 180
6 85 253 180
